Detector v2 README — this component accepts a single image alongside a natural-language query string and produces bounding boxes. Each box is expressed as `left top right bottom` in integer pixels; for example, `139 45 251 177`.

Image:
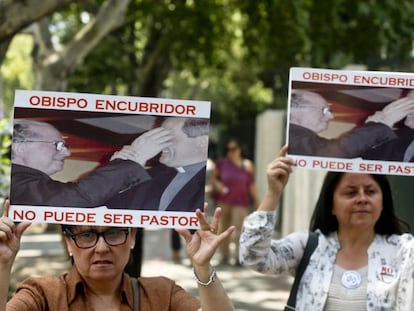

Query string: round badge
341 270 362 289
377 265 396 284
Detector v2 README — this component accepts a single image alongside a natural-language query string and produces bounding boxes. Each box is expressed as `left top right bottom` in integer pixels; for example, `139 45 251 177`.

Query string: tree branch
55 0 132 73
0 0 73 42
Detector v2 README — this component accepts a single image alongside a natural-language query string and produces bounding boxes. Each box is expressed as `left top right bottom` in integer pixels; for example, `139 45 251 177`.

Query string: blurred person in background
211 138 258 265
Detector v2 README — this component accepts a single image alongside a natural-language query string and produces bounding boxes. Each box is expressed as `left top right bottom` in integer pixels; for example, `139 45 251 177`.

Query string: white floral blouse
239 211 414 311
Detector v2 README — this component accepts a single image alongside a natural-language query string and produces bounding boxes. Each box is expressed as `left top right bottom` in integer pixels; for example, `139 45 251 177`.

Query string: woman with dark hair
309 172 408 236
211 138 259 265
239 145 414 310
0 202 235 311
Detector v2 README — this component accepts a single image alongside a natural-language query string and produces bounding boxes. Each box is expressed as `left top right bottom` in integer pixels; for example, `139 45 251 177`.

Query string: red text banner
10 205 200 229
291 155 414 176
14 90 210 118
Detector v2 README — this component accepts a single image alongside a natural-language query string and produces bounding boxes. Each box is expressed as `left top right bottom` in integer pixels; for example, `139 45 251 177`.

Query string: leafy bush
0 118 12 214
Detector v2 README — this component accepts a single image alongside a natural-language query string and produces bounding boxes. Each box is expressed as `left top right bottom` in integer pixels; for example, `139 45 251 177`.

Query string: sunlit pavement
12 226 291 310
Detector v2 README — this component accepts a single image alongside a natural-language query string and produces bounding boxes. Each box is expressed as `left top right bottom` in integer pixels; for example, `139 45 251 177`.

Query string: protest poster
9 90 211 229
286 67 414 176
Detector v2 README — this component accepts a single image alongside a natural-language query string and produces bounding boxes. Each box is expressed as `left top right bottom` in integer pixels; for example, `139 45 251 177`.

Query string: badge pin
342 270 362 289
377 265 396 284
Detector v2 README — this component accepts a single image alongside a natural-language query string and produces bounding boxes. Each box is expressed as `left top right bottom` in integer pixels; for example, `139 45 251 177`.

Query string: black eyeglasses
24 140 70 151
64 228 130 249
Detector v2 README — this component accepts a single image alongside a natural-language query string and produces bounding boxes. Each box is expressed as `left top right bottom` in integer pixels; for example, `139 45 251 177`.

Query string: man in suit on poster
105 116 209 212
105 116 209 265
363 111 414 162
10 120 173 207
10 119 174 278
288 90 414 158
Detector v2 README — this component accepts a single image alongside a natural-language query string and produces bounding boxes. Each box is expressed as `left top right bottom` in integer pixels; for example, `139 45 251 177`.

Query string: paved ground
11 225 291 310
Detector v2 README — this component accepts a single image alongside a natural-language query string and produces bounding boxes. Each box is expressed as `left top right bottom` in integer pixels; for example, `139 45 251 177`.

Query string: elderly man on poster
105 117 209 212
288 90 414 158
10 120 173 207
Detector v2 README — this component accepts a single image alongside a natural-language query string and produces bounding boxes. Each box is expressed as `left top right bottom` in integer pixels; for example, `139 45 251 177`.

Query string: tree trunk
0 0 73 42
137 17 172 97
32 0 131 91
0 0 74 109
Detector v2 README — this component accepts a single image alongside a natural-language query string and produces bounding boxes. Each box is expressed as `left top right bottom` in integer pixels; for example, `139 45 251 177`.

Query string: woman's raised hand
266 145 295 196
176 203 234 268
0 200 30 267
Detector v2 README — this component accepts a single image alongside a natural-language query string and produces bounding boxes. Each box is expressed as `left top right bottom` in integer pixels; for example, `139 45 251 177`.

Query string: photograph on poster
9 90 211 228
286 67 414 176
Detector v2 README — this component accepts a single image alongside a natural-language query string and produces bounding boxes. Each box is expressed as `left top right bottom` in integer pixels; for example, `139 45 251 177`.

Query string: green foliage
67 0 236 94
2 0 414 128
0 118 11 207
236 0 414 108
66 0 276 128
1 35 34 116
306 0 414 69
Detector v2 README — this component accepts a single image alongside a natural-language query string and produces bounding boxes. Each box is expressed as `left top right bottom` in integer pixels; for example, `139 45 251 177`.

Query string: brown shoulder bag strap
130 277 140 311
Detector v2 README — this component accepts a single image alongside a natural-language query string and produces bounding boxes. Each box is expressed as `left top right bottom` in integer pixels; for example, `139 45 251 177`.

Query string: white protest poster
287 67 414 176
10 90 211 229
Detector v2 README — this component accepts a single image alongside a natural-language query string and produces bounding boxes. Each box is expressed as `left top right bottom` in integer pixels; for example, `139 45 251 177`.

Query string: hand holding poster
287 67 414 176
9 90 211 228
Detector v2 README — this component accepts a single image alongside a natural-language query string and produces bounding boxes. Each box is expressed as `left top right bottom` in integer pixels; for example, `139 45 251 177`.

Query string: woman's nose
356 189 368 202
94 236 110 251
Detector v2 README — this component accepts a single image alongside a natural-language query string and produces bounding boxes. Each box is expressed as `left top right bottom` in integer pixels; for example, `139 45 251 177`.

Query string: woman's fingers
0 217 14 241
1 200 31 240
175 228 192 243
217 225 235 242
279 144 289 156
195 208 211 231
209 207 221 234
195 204 222 235
3 199 9 218
15 222 31 238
